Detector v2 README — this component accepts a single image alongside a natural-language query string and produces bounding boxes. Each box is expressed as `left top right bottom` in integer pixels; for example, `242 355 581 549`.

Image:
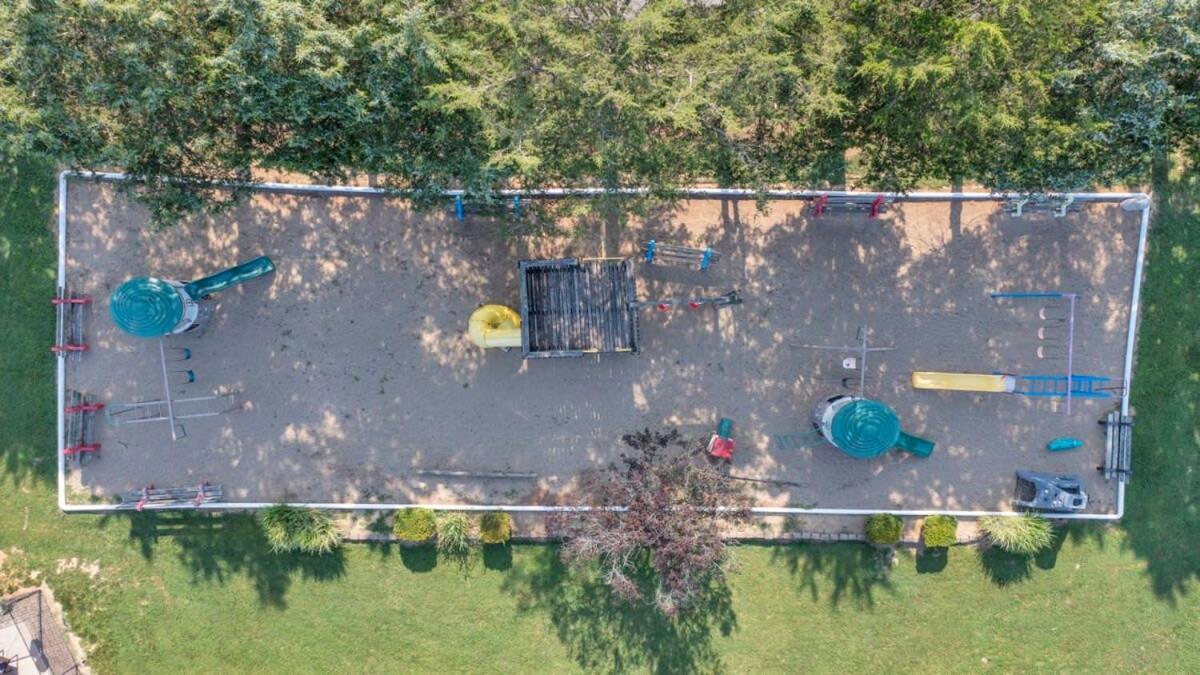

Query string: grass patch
0 154 1197 672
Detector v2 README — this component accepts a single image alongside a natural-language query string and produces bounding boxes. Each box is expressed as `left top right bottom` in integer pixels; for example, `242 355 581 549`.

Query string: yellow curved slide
911 371 1016 393
468 304 522 349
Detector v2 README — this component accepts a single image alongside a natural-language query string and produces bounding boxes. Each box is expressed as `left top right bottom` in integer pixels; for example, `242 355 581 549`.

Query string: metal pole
157 339 179 441
859 331 869 396
1120 198 1151 417
1065 293 1076 415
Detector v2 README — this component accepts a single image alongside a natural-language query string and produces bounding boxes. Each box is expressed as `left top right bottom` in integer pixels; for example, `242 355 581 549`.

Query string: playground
58 179 1143 514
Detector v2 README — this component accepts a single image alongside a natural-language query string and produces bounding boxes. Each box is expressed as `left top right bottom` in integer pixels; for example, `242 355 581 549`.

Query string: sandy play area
61 181 1141 513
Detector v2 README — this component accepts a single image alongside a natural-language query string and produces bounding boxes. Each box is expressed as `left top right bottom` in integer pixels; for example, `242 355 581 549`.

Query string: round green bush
437 513 472 557
480 511 512 544
980 514 1055 554
921 515 958 548
260 505 341 555
393 508 437 543
865 513 903 545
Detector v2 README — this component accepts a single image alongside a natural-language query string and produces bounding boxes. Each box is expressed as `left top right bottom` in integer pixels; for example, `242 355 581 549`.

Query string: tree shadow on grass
769 542 895 606
502 545 735 674
1117 159 1200 605
399 546 438 573
978 529 1067 586
914 547 948 574
977 548 1032 586
483 544 513 571
99 511 345 609
0 154 57 492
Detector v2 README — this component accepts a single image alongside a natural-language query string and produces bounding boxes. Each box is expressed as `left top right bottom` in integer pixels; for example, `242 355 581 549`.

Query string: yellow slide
468 304 522 349
911 371 1016 393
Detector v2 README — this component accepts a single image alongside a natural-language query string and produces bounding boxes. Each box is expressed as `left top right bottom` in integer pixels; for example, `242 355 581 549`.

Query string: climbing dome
817 397 902 459
109 277 184 338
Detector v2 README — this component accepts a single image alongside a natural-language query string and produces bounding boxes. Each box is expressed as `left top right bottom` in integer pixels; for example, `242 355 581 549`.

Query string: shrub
437 513 472 558
865 513 903 546
480 512 513 544
393 508 437 543
980 515 1055 555
260 505 341 554
921 515 958 548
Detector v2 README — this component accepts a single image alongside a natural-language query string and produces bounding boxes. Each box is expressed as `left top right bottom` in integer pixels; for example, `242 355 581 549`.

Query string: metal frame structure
990 291 1080 414
794 326 894 398
55 171 1152 520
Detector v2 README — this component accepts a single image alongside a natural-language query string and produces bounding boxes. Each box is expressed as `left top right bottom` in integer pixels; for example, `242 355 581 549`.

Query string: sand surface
63 183 1139 512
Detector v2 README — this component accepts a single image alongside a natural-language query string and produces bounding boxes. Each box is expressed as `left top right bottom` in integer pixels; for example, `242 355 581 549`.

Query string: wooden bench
1099 410 1133 482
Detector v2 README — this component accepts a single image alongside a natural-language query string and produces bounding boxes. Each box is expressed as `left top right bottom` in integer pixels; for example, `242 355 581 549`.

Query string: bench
1099 410 1133 482
643 240 721 270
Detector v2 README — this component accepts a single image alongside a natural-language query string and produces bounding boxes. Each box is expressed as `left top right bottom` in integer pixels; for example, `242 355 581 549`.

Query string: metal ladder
106 392 241 438
1014 375 1112 398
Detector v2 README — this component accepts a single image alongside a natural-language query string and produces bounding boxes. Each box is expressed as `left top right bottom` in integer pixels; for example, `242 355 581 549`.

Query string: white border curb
55 172 1149 520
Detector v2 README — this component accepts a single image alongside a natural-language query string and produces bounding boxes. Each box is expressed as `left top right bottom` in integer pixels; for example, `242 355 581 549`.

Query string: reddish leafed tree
554 428 750 616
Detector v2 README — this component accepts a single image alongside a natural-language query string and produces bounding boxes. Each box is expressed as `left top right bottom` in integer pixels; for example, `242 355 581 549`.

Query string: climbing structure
109 256 275 338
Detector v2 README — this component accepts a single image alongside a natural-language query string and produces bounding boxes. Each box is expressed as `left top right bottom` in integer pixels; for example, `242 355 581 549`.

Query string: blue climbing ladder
1014 375 1112 399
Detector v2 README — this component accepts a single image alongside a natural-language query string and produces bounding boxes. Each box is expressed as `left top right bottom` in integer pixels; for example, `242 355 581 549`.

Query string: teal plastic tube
184 256 275 298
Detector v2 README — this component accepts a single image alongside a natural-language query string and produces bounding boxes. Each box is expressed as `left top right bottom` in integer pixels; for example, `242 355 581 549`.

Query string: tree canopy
1 0 1195 223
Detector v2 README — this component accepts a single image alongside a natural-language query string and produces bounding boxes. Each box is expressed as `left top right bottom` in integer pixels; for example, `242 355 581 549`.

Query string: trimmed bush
921 515 958 548
260 505 341 554
480 512 513 544
393 508 437 543
865 513 903 546
437 513 471 558
980 515 1055 555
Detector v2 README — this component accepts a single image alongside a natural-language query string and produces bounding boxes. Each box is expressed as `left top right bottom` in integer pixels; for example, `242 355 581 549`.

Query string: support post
870 194 885 218
157 338 179 441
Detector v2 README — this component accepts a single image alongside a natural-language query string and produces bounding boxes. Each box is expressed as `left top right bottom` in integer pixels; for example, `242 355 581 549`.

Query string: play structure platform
517 258 640 358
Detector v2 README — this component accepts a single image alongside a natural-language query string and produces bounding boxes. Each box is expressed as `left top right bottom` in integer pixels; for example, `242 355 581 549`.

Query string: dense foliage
1 0 1196 224
394 508 438 543
921 515 958 549
436 513 472 559
480 512 512 544
260 505 342 554
980 515 1055 555
865 513 903 546
554 428 749 616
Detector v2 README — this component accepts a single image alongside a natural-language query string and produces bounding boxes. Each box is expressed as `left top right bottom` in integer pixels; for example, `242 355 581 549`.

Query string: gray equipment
1014 471 1089 512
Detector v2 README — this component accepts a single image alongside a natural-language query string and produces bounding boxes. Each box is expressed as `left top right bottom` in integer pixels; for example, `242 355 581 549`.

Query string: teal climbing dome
830 399 901 459
109 277 184 338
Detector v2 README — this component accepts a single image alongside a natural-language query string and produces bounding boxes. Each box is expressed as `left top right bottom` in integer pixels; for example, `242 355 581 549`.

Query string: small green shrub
980 515 1055 554
393 508 437 543
437 513 471 558
480 512 512 544
921 515 958 548
865 513 903 545
260 505 341 554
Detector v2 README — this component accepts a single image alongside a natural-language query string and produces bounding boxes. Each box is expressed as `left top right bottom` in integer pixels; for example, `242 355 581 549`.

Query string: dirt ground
62 181 1140 512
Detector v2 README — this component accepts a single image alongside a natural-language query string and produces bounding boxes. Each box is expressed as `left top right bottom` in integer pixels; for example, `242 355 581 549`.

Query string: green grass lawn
1 155 1197 673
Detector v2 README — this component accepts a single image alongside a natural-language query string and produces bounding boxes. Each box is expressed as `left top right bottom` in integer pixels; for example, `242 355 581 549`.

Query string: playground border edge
55 171 1149 521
